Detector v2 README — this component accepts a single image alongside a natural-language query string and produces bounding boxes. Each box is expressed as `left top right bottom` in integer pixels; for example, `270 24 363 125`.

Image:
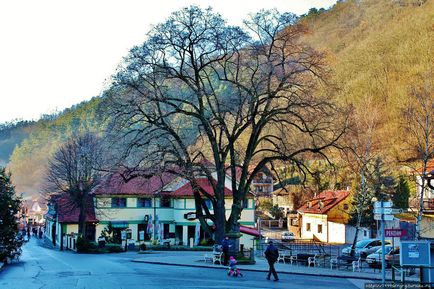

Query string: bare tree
108 7 346 246
342 98 383 257
45 132 104 237
401 72 434 239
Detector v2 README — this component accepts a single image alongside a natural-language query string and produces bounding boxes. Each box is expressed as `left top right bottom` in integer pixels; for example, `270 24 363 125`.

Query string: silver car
342 239 391 259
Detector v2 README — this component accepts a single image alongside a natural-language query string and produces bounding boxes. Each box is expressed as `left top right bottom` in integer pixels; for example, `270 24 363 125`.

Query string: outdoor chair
289 255 298 265
352 257 361 272
330 257 338 269
308 254 321 267
277 250 290 264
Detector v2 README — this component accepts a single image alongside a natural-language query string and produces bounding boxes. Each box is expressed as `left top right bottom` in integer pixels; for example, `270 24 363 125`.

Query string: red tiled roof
93 172 177 196
169 178 232 197
240 225 260 237
298 190 350 214
416 161 434 174
56 194 98 223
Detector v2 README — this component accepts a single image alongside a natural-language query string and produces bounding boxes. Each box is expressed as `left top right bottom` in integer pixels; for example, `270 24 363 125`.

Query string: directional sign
373 208 404 214
385 229 407 238
373 208 404 215
374 201 393 208
374 214 394 221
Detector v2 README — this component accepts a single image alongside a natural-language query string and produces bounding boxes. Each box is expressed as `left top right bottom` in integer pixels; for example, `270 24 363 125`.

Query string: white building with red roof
295 190 370 244
90 171 256 248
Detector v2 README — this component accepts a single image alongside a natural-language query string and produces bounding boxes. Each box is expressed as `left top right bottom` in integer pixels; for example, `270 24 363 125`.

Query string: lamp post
372 196 386 285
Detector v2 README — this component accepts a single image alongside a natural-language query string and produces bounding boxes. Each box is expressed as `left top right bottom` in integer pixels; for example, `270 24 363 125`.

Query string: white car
281 232 295 242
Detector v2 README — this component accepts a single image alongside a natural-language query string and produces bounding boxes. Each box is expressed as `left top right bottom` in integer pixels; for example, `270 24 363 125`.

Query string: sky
0 0 337 124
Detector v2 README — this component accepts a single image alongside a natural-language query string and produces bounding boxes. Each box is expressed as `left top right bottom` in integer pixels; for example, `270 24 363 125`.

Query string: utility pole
380 200 386 285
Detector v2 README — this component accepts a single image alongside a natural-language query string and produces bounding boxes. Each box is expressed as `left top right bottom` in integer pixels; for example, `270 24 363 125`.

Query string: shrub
76 237 97 253
106 244 124 253
139 243 147 251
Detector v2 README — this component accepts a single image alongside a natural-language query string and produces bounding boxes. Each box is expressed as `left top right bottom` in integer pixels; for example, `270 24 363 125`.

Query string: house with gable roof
295 190 371 243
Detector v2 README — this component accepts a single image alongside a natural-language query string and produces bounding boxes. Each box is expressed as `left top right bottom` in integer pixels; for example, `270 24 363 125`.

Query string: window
318 224 323 234
343 204 349 210
137 198 152 208
363 230 367 237
306 223 311 232
111 197 126 208
291 218 299 226
160 196 171 208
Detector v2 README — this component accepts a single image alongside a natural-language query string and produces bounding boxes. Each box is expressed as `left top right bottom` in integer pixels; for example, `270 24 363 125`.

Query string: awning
111 221 129 228
240 225 261 237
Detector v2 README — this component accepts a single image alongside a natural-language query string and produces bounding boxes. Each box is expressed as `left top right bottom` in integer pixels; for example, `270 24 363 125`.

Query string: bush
139 243 147 251
106 244 124 253
76 237 97 253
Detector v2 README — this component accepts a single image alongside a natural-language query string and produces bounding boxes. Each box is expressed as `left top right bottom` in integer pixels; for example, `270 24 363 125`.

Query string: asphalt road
0 238 365 289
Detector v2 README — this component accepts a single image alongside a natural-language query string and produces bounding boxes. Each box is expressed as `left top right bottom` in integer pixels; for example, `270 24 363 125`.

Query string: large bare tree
45 132 103 237
107 7 346 246
401 72 434 239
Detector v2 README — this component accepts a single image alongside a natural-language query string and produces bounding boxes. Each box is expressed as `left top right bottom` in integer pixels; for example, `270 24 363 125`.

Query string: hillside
4 0 433 198
7 97 106 197
301 0 434 161
0 121 35 166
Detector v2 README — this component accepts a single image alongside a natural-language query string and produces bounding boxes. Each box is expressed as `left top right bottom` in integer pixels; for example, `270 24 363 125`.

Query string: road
0 238 365 289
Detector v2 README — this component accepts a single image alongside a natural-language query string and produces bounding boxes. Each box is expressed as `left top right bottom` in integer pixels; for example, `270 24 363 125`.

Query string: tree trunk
214 199 226 244
416 173 426 240
78 195 87 238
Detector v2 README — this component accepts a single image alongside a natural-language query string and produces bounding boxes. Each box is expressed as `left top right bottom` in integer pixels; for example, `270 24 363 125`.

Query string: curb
131 259 404 281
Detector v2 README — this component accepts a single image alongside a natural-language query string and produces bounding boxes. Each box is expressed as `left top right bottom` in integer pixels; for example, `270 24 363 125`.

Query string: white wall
300 213 328 242
344 225 371 244
327 221 346 244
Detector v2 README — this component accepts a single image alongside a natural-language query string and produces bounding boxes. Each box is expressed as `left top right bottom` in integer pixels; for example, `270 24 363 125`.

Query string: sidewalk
131 250 419 282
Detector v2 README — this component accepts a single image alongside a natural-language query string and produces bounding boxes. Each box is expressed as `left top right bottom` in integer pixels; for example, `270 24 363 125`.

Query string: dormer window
319 201 324 209
307 202 311 209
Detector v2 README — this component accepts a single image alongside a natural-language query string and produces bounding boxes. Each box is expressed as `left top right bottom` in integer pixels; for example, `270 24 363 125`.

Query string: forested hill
3 0 433 198
0 121 35 166
6 97 105 197
300 0 433 160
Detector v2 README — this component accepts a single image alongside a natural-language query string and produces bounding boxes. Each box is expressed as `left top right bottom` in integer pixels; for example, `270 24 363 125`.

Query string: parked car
281 232 295 242
342 239 391 259
366 246 400 268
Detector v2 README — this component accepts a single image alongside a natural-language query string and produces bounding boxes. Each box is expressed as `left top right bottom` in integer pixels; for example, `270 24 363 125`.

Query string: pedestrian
38 227 43 239
27 227 31 240
221 236 231 266
264 240 279 281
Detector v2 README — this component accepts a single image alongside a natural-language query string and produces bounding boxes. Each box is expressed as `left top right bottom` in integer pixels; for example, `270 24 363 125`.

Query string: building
293 190 370 244
413 161 434 239
21 199 47 227
44 194 97 249
45 170 257 250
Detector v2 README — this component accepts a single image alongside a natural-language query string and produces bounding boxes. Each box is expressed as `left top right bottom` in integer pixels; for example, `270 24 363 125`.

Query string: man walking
264 240 279 281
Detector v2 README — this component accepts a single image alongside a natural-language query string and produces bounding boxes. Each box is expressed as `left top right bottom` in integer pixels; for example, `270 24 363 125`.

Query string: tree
0 167 23 265
45 133 103 238
108 6 345 248
342 98 384 257
401 72 434 239
393 175 410 209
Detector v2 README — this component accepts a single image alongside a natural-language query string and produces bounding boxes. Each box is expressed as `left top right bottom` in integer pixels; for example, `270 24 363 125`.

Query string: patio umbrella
159 223 164 242
155 215 159 240
147 215 153 239
194 222 200 246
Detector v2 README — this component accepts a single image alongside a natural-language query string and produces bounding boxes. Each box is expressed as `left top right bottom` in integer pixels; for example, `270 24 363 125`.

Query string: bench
204 252 223 265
